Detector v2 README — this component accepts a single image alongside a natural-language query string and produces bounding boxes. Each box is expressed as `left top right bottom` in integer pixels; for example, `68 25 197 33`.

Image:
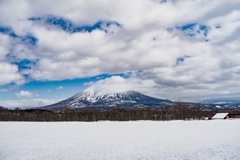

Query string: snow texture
74 90 138 103
0 120 240 160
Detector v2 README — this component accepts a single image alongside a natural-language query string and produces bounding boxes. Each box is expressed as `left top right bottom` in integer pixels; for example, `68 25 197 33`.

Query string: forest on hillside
1 103 240 121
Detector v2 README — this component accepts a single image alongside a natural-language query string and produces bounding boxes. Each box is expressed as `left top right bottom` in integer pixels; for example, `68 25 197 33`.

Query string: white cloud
85 75 162 98
0 98 61 109
85 76 133 93
0 89 7 92
0 34 11 60
86 75 240 102
56 86 64 90
0 62 25 85
15 90 33 97
1 0 240 101
0 34 25 85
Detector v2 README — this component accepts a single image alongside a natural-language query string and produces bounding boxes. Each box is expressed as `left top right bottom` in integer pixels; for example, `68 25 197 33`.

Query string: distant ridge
0 106 7 110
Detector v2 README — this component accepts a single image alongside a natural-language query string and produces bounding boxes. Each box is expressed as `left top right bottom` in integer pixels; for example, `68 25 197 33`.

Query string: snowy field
0 120 240 160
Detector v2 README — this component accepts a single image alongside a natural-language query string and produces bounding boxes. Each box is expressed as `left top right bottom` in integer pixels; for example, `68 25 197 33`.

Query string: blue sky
1 0 240 108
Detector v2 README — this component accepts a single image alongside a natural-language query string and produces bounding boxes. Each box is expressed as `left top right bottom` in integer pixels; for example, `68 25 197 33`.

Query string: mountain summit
40 90 173 110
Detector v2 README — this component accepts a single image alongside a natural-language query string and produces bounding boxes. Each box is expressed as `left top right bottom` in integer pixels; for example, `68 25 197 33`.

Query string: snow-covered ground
0 120 240 160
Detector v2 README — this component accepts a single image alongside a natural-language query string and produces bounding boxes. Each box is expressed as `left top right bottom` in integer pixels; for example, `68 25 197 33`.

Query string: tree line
0 103 239 121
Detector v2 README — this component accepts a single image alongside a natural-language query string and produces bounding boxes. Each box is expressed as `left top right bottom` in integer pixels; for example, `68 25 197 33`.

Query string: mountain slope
40 90 173 110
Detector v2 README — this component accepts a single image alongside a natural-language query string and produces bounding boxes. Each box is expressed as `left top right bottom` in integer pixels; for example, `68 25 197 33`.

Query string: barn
210 113 229 120
229 113 240 119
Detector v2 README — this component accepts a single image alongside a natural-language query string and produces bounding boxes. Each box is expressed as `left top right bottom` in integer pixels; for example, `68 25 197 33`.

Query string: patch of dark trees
1 103 240 121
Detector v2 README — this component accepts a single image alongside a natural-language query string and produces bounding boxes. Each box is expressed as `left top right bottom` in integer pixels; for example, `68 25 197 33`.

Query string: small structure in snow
191 116 206 120
216 105 221 108
211 113 229 120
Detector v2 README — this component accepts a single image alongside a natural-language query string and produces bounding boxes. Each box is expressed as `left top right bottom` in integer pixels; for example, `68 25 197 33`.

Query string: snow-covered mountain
40 90 173 110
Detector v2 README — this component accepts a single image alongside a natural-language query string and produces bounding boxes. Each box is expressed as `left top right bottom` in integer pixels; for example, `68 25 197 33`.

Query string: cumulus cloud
86 75 240 102
15 90 33 97
0 34 11 59
84 75 160 96
0 34 25 85
85 76 135 93
0 62 25 85
1 0 240 101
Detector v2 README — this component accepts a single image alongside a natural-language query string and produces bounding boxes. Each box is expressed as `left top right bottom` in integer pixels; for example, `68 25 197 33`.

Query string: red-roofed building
209 113 240 120
229 113 240 119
